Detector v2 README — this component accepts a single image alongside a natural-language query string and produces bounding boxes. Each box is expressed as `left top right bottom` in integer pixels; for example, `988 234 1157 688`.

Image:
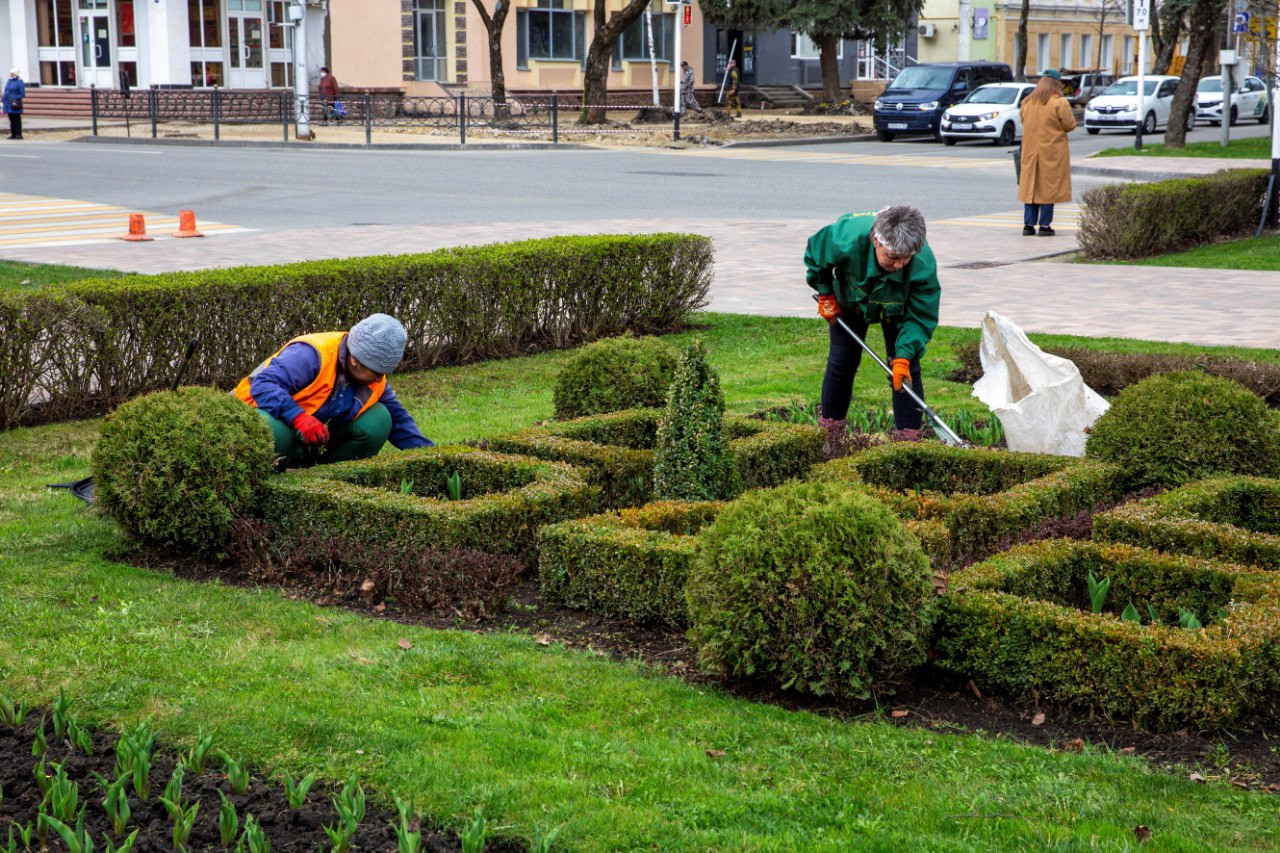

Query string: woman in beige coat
1018 69 1075 236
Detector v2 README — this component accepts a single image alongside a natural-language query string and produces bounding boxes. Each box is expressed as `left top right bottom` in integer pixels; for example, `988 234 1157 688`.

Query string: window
1080 34 1092 68
1036 33 1049 70
618 13 673 62
115 0 135 47
188 0 222 47
517 0 586 65
37 0 75 47
791 34 842 60
1100 34 1112 70
1122 35 1133 73
1157 79 1176 98
414 0 448 80
1058 34 1071 69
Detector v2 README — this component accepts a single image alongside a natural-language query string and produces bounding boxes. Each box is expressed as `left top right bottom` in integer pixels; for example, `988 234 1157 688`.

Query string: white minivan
1083 75 1191 135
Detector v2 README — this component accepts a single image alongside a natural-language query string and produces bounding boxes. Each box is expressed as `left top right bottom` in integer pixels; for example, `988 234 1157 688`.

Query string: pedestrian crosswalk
936 203 1083 232
646 146 1012 170
0 193 251 249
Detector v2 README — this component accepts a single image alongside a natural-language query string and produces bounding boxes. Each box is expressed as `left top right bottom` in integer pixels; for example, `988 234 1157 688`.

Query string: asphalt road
3 122 1270 234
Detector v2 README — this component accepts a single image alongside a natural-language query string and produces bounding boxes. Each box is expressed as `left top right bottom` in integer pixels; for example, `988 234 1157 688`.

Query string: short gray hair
873 205 927 257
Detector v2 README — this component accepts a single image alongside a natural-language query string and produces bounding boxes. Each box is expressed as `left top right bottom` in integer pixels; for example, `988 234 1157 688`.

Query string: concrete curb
720 133 874 149
1072 163 1210 181
71 135 592 152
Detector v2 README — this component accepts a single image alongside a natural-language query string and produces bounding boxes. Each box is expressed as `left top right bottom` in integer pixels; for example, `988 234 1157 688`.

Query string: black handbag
9 98 21 114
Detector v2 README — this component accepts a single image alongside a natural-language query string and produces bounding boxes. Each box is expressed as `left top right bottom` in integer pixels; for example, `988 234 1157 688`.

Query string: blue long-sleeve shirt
249 338 433 450
3 78 25 114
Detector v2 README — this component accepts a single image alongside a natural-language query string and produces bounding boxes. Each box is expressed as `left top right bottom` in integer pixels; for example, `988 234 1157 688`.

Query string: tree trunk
1164 0 1224 147
1153 4 1185 75
818 33 842 104
1014 0 1030 81
580 0 652 124
469 0 511 116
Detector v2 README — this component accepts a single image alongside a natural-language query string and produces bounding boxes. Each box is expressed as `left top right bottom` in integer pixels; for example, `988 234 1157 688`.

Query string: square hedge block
537 500 725 626
489 408 822 508
262 446 599 566
809 443 1128 567
937 539 1280 729
1094 476 1280 570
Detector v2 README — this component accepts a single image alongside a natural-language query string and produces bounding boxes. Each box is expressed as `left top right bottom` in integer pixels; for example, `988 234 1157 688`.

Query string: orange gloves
291 411 330 445
817 294 841 323
891 358 912 392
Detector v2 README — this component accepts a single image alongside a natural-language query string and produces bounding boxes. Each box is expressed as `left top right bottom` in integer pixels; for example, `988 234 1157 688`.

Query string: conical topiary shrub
653 339 737 501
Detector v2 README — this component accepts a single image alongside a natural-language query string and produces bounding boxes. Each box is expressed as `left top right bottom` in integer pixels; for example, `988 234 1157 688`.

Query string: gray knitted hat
347 313 407 376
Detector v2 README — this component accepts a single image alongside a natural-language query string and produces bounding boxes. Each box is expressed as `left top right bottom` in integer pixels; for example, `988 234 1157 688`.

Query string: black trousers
821 314 925 430
7 113 20 138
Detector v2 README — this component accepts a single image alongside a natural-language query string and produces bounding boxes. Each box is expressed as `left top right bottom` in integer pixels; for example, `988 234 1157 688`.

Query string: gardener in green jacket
805 204 940 448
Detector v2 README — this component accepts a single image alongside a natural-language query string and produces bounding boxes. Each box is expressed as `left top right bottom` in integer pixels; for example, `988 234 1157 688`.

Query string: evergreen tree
654 340 737 501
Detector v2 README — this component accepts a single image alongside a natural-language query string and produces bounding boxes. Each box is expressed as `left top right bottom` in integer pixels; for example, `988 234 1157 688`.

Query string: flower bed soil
140 550 1280 795
0 721 522 852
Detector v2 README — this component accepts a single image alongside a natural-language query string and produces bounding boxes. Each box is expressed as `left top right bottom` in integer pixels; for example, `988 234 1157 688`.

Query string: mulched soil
0 718 521 851
142 553 1280 795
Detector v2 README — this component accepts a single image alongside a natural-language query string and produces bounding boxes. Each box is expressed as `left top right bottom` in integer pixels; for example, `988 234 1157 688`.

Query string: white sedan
1084 75 1192 134
940 82 1036 146
1196 75 1271 126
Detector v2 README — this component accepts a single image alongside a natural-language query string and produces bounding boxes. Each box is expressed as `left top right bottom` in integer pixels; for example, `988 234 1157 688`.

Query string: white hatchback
1084 75 1191 135
940 82 1036 146
1195 75 1271 126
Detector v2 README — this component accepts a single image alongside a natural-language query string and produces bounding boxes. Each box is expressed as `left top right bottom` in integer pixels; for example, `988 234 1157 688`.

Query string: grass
1094 134 1272 159
1100 233 1280 271
0 259 121 291
4 313 1280 850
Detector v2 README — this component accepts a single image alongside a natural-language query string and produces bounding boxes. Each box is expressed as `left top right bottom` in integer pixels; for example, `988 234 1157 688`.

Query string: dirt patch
133 548 1280 794
0 719 523 852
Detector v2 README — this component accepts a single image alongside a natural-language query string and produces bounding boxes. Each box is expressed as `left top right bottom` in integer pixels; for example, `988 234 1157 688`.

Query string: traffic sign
1132 0 1150 31
1234 11 1249 33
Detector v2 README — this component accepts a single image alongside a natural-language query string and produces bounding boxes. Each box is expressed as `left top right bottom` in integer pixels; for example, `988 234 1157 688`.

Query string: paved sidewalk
5 214 1276 349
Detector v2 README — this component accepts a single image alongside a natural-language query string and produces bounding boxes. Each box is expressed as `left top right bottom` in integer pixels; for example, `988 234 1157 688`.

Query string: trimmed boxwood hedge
489 408 823 508
808 443 1128 566
1094 476 1280 569
538 500 725 626
0 234 713 428
261 446 599 566
936 540 1280 729
1078 168 1269 259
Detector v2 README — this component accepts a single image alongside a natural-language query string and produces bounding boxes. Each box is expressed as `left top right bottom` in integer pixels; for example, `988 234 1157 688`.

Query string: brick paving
5 209 1277 350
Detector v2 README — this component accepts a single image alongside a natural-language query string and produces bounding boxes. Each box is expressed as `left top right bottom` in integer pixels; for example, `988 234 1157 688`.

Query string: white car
1083 75 1192 135
940 82 1036 146
1196 75 1270 126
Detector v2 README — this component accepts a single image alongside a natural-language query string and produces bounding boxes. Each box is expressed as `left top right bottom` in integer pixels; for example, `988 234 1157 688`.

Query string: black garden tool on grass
48 338 199 504
812 293 968 447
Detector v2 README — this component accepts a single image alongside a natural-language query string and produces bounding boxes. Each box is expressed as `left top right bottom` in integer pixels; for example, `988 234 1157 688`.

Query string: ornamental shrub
653 340 737 501
1085 371 1280 489
552 335 679 420
686 481 935 699
93 386 274 553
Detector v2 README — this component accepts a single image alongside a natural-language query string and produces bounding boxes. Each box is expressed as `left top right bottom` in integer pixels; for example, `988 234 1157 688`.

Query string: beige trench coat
1018 95 1075 204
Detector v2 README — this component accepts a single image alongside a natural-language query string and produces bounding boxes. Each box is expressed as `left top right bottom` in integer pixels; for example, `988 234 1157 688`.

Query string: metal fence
90 89 564 144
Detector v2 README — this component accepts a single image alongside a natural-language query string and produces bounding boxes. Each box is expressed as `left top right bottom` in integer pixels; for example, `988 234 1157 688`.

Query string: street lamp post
291 0 311 140
1133 0 1149 152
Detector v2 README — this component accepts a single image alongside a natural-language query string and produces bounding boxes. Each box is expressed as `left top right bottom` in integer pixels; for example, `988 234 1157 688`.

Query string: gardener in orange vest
233 313 433 467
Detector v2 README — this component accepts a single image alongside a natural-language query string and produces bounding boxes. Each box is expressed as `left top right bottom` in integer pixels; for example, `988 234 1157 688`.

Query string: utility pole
1270 6 1280 227
291 0 312 140
1220 0 1235 148
958 0 972 61
1133 0 1149 151
671 0 683 141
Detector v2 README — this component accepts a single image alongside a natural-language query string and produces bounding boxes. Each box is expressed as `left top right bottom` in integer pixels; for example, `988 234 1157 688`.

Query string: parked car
873 62 1014 141
1060 70 1115 105
1083 75 1192 134
939 82 1036 146
1195 74 1271 125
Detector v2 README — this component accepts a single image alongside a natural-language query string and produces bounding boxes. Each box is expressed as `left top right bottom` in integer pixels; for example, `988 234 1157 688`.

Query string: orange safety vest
233 331 386 420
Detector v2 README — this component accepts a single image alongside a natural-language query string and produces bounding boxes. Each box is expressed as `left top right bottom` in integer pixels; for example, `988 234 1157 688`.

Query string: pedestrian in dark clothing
318 66 341 123
679 61 702 114
726 60 742 118
3 69 25 140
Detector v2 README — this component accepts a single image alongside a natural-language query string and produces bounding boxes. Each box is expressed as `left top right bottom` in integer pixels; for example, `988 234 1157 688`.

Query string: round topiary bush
553 334 679 420
686 481 935 700
1085 371 1280 490
93 387 275 552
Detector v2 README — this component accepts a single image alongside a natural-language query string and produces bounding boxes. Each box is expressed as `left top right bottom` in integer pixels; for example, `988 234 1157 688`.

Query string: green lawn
4 313 1280 850
0 259 121 290
1104 233 1280 271
1094 134 1272 159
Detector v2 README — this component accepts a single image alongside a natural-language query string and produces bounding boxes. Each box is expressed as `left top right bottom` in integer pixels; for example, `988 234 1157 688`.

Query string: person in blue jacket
233 313 434 468
3 69 25 140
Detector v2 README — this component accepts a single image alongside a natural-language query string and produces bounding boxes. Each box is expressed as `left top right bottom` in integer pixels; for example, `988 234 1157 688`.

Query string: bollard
365 93 372 145
282 92 289 142
459 94 467 145
91 86 98 136
149 89 158 139
212 87 220 141
172 210 204 239
121 214 154 242
552 92 558 144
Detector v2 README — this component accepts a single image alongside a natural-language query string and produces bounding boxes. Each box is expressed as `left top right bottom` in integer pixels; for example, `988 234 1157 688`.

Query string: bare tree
1094 0 1125 71
469 0 513 113
1152 0 1192 75
1164 0 1226 146
580 0 652 124
1014 0 1030 81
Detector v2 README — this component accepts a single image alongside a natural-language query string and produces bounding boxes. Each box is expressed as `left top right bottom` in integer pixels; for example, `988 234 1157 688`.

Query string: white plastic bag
971 311 1109 457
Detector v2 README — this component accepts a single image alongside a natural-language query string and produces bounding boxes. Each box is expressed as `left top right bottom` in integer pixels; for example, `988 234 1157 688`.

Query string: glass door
227 0 266 88
77 0 112 88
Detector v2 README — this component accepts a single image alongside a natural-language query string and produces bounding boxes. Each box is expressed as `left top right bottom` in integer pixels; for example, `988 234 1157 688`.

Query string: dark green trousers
261 403 392 468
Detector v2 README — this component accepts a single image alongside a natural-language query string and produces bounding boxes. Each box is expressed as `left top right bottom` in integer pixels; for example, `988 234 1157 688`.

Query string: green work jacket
804 212 941 363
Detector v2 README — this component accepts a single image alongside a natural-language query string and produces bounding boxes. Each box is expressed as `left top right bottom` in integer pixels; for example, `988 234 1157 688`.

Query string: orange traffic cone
121 213 154 242
172 209 204 239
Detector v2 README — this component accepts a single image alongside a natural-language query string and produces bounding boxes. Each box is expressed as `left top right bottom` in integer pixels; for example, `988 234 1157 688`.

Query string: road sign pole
1133 0 1149 151
672 0 682 141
